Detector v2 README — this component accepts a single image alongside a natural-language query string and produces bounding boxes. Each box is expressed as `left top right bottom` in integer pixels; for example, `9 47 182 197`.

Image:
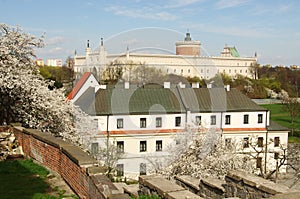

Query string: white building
74 33 257 80
69 73 289 180
46 59 62 67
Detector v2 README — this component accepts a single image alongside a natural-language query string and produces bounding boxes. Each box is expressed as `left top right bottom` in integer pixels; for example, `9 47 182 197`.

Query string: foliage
0 23 75 138
161 126 257 179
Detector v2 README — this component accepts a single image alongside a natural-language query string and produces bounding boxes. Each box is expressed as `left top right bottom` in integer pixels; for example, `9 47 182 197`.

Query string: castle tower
175 32 201 56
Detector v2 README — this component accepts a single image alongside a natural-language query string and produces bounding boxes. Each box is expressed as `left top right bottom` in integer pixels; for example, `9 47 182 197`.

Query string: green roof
177 88 267 112
94 87 184 115
229 47 240 57
75 86 267 115
267 121 289 131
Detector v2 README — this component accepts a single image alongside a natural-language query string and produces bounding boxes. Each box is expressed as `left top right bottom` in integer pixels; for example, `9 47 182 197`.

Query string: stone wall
224 170 289 198
175 175 225 199
1 125 130 199
142 171 294 199
139 175 202 199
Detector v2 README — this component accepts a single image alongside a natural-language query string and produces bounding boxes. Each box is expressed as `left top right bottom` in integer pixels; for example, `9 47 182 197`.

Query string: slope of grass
261 103 300 140
0 158 78 199
0 159 50 199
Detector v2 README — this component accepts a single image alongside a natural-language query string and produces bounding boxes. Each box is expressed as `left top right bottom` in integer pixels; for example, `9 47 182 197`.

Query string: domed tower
175 32 201 56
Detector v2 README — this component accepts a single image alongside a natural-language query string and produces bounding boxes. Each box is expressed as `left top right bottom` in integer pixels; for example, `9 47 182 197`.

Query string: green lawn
261 103 300 138
0 159 77 199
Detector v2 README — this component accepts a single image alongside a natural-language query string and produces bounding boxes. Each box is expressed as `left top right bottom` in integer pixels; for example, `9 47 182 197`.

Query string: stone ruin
0 129 24 161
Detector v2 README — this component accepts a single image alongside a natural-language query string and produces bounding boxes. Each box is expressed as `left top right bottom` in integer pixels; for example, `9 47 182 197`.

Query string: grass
261 103 300 141
0 159 78 199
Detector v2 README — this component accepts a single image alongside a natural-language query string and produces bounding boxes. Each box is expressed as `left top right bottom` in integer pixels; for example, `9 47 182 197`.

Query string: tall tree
0 23 74 138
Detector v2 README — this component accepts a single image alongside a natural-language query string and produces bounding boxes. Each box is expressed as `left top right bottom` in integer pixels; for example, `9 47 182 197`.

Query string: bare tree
284 98 300 136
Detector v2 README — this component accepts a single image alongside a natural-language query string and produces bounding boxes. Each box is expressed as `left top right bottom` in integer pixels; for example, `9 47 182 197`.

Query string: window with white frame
195 116 201 125
140 118 146 128
117 118 123 129
243 137 249 148
257 137 263 147
243 114 249 124
91 143 99 155
156 117 162 128
175 117 181 127
210 115 216 125
274 137 280 147
256 157 262 168
156 140 162 151
140 163 146 175
140 141 147 152
117 141 124 153
116 164 124 176
225 115 231 125
258 114 263 123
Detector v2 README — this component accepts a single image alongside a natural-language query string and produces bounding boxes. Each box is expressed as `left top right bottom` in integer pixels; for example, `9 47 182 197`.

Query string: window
225 138 232 148
257 137 263 147
274 137 280 147
256 157 262 168
91 143 99 155
116 164 124 176
156 117 162 128
117 141 124 153
274 152 279 160
117 118 123 129
243 137 249 148
210 115 216 125
175 117 181 127
243 114 249 124
140 118 146 128
156 140 162 151
195 116 201 125
188 69 190 73
258 114 263 123
140 141 147 152
140 163 146 175
225 115 231 125
181 69 183 73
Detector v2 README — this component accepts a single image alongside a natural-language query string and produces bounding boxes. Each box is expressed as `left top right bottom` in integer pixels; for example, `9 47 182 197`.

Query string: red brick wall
9 126 107 199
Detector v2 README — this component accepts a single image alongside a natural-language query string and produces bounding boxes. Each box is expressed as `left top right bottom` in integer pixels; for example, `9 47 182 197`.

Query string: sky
1 0 299 66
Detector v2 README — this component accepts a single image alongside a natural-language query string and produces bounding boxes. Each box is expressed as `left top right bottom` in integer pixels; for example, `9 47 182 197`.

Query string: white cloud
49 47 63 53
165 0 205 8
46 36 66 46
106 6 177 21
189 23 271 38
251 3 293 16
215 0 251 9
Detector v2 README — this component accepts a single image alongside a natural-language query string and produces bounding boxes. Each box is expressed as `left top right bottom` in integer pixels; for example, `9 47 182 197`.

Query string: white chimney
225 85 230 91
192 82 199 88
179 82 186 88
99 85 107 90
124 82 130 89
164 82 170 88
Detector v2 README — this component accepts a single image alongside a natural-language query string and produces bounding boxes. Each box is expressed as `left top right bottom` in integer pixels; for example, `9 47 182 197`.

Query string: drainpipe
264 110 268 174
106 115 110 168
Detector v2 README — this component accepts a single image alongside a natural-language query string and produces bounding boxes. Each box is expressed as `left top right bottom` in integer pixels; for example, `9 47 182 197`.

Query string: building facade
74 33 257 80
69 73 289 180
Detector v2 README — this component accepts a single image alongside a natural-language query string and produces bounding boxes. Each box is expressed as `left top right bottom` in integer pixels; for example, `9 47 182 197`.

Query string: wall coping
21 128 97 167
227 170 289 194
201 177 226 192
175 175 201 191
